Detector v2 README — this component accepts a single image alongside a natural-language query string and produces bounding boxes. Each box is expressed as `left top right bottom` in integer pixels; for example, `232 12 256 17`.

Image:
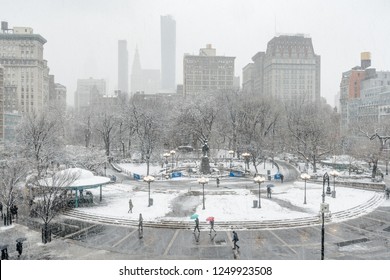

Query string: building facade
0 22 50 114
118 40 128 94
161 15 176 92
183 44 235 96
340 52 390 132
242 35 321 103
74 78 106 111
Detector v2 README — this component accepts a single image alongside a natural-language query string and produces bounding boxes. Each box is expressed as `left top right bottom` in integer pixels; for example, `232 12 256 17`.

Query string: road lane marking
112 229 138 248
163 229 180 256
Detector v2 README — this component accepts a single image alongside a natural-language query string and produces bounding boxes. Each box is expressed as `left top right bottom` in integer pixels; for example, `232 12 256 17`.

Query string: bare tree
94 111 118 157
0 158 27 226
17 110 63 178
285 100 338 173
32 169 79 243
131 98 164 175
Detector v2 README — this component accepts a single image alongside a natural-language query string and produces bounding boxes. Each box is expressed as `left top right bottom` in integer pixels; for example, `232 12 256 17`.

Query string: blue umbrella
267 184 275 188
190 213 199 219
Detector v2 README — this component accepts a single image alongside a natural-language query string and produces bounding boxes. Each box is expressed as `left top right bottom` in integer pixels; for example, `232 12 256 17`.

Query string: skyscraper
131 47 160 95
161 15 176 92
118 40 128 94
183 44 235 96
74 78 106 111
243 34 321 103
0 22 50 114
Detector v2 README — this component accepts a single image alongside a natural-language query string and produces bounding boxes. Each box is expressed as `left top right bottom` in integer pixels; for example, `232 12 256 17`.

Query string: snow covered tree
17 110 64 178
0 158 28 226
131 97 165 175
285 100 338 173
31 169 79 243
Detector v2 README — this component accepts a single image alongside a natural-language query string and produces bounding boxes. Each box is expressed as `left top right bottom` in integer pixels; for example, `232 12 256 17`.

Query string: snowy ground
78 180 384 223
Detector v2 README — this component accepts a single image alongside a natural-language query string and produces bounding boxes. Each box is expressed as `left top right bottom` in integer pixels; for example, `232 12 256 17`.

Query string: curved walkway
63 192 385 230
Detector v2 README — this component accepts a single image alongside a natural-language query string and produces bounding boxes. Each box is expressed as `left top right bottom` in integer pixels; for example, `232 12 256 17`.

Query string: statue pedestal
200 157 211 174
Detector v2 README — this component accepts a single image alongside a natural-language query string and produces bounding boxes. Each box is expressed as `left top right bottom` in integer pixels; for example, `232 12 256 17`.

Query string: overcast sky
2 0 390 107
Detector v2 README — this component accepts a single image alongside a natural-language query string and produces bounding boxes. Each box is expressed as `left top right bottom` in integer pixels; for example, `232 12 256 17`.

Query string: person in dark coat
138 213 143 232
232 231 240 250
280 174 284 183
194 217 200 233
16 241 23 258
128 199 133 213
1 248 9 260
209 219 216 234
267 186 272 198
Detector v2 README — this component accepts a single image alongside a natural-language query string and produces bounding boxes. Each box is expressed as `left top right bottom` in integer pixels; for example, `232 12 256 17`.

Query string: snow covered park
77 179 385 224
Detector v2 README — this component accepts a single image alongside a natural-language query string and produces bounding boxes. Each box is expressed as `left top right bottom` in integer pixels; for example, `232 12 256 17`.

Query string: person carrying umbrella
194 216 200 233
207 217 216 234
232 231 240 250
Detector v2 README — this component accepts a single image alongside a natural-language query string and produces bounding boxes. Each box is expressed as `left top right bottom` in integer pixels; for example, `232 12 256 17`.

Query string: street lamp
197 177 209 210
163 152 170 177
329 170 340 198
254 176 265 208
242 152 250 174
228 150 234 169
143 175 155 207
321 172 330 260
170 150 176 171
300 173 310 204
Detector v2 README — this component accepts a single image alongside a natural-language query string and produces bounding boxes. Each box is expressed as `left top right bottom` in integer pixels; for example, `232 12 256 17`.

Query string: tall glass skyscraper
160 15 176 92
118 40 128 94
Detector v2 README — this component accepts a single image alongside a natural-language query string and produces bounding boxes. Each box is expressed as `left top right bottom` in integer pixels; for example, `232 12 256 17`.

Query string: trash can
253 200 258 208
149 198 153 206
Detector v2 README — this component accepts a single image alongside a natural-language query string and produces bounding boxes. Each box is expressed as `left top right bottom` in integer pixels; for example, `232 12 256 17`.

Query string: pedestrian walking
194 217 200 233
16 241 23 258
209 219 216 234
232 231 240 250
1 247 9 260
267 186 272 198
280 174 284 183
138 213 143 232
128 199 133 213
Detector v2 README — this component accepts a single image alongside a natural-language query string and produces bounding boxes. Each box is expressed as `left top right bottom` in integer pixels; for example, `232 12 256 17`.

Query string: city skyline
2 0 389 107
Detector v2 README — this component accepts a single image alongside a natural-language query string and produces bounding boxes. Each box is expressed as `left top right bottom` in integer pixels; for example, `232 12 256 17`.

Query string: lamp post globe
228 150 234 169
329 170 340 198
197 177 209 210
170 150 176 170
300 173 310 204
143 175 155 207
242 152 250 174
163 153 170 177
254 176 265 208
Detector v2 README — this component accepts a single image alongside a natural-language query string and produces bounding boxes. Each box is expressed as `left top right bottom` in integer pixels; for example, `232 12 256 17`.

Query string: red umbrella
206 216 214 222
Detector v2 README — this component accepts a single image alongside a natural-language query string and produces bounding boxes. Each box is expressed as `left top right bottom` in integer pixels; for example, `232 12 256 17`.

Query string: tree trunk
372 159 378 178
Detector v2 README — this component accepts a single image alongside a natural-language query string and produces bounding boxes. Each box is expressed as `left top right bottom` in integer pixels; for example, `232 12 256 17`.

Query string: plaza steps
62 192 384 231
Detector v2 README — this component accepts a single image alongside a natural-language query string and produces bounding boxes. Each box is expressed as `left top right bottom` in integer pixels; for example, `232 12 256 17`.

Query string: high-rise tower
243 34 321 103
0 22 50 114
160 15 176 92
118 40 128 94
